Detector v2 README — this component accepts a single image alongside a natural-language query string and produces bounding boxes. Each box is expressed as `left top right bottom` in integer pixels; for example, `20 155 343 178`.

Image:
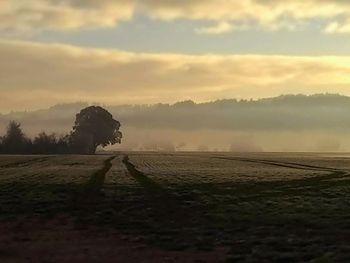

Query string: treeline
0 121 71 154
0 120 108 155
0 106 122 155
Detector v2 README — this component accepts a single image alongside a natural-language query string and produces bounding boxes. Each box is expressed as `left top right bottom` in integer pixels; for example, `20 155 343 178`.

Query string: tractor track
122 155 200 229
214 156 350 177
77 155 117 208
0 156 53 169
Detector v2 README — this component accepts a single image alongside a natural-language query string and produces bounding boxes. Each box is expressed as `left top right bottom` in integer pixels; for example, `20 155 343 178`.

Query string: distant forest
1 94 350 132
1 94 350 152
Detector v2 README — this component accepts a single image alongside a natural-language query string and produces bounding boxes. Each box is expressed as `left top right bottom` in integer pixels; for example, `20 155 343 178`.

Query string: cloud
142 0 350 33
1 40 350 112
324 20 350 34
3 0 350 33
195 22 234 35
0 0 135 32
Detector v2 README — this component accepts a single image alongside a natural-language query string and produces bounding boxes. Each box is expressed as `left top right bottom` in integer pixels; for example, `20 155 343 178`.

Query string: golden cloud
195 22 234 35
0 0 135 32
1 40 350 112
2 0 350 33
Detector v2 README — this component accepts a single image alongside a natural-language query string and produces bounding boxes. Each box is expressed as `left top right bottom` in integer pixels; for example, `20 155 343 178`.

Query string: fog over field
1 93 349 152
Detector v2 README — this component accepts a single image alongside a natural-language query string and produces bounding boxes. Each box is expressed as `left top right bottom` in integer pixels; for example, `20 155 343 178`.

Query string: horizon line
1 92 348 115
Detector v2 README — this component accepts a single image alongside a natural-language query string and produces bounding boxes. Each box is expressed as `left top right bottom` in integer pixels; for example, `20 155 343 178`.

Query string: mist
1 94 350 152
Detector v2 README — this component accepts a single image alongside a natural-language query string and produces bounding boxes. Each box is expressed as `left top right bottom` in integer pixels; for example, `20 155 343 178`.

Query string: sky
2 0 350 113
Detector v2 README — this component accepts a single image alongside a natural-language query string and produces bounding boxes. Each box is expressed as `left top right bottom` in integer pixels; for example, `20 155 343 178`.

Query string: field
1 152 350 262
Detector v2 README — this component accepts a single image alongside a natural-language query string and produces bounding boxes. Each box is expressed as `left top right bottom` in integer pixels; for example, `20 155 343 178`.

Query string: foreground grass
1 153 350 262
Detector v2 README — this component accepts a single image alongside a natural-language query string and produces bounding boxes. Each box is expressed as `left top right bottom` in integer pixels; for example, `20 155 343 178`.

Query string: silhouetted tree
33 132 58 154
0 136 3 153
0 106 122 155
70 106 122 154
2 121 31 154
56 135 70 154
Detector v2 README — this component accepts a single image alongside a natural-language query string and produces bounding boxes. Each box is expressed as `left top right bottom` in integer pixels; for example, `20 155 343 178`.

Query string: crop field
1 152 350 262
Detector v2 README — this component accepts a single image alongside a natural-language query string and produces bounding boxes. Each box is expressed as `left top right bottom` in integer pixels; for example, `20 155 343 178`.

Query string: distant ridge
2 93 350 115
1 93 350 134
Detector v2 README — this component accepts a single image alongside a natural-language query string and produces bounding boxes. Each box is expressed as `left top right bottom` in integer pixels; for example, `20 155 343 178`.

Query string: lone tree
70 106 122 154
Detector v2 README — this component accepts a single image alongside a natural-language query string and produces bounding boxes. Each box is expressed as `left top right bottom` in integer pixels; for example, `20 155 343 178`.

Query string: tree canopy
1 121 30 154
70 106 122 154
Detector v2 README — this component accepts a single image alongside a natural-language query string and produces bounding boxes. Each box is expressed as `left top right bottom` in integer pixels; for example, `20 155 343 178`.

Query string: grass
1 152 350 262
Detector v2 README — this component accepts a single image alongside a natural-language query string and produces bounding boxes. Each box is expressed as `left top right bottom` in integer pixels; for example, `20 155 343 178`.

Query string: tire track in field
122 155 165 194
214 157 350 187
78 155 117 206
215 156 348 174
203 157 350 205
0 156 56 183
122 155 198 228
0 156 53 168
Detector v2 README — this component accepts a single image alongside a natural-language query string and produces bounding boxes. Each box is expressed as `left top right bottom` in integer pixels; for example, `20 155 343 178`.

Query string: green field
1 152 350 262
